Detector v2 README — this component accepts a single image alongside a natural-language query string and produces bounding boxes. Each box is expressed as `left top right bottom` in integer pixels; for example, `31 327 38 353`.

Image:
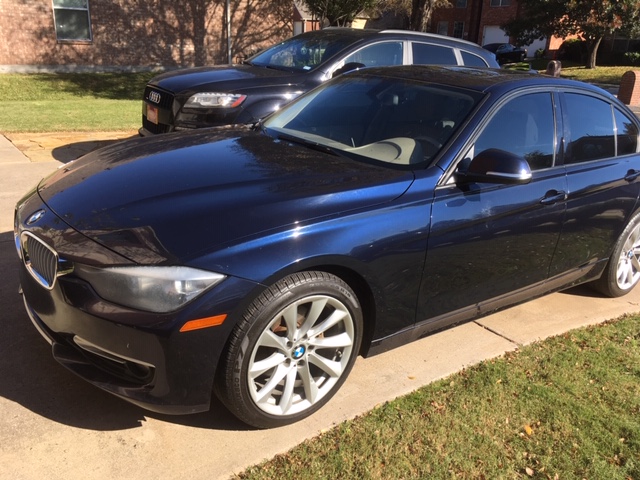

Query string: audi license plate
147 105 159 124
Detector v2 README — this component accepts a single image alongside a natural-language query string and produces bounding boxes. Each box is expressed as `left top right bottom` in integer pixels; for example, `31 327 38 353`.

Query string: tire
593 211 640 297
216 271 363 428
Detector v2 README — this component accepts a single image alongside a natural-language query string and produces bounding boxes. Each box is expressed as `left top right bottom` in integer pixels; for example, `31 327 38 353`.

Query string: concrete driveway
2 133 639 480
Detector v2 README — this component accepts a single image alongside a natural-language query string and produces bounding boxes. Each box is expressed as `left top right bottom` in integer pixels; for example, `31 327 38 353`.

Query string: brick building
430 0 547 55
0 0 292 73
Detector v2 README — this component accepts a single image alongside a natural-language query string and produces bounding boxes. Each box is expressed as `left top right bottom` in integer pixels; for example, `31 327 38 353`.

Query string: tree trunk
410 0 425 31
586 36 603 69
188 0 209 66
410 0 437 32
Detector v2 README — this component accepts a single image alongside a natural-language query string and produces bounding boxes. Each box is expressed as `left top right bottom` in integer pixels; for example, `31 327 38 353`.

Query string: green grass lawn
0 66 636 133
0 72 153 133
238 314 640 479
560 65 635 85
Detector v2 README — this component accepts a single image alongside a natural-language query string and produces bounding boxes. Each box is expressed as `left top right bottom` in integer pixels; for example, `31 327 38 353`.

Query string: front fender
187 195 433 342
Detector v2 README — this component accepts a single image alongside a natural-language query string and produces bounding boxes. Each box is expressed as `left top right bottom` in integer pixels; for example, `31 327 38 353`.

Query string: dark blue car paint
16 66 640 415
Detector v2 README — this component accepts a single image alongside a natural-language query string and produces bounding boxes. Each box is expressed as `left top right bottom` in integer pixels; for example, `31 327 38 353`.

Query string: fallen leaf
524 424 533 436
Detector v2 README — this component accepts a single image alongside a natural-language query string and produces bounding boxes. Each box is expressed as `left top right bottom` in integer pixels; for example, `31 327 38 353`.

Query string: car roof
307 27 492 51
349 65 609 96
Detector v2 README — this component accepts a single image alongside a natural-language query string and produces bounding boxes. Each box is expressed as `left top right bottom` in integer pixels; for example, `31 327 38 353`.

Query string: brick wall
0 0 292 71
431 0 520 45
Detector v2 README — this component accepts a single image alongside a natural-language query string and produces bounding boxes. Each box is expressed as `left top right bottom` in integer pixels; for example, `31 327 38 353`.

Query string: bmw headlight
75 265 226 313
185 93 247 108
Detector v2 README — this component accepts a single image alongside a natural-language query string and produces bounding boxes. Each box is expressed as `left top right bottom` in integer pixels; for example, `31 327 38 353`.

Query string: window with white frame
52 0 92 41
453 21 464 38
437 21 449 36
490 0 510 6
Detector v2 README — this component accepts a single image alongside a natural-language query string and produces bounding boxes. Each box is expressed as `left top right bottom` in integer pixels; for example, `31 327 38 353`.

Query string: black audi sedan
139 28 499 135
16 66 640 428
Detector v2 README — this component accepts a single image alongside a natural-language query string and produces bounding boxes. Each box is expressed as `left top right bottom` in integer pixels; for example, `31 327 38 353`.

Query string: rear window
461 51 489 67
614 107 639 156
412 43 458 65
564 94 615 164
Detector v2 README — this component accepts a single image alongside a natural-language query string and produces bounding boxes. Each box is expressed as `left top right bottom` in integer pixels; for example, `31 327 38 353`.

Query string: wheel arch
299 264 377 357
254 256 380 357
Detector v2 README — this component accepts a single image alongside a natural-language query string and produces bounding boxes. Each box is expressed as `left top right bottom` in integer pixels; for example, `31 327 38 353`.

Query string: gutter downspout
226 0 232 64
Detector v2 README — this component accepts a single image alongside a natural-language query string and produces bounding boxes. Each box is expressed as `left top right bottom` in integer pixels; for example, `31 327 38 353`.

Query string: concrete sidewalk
2 127 640 479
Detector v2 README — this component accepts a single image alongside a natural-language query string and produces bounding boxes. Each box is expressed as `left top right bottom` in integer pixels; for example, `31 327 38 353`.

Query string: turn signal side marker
180 314 227 332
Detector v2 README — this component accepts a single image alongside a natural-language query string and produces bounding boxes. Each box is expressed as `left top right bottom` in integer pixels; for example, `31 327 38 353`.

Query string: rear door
548 91 640 279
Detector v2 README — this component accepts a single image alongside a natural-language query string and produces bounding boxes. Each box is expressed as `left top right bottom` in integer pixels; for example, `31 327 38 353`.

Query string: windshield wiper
275 132 339 156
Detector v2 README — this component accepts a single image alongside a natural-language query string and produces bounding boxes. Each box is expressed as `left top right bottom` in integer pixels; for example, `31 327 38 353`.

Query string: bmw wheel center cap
292 345 306 360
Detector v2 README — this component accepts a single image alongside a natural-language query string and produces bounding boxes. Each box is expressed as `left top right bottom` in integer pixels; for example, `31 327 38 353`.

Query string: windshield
263 74 483 166
247 31 358 72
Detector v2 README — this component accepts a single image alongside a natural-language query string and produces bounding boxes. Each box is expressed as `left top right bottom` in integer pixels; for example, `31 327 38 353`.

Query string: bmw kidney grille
21 232 59 290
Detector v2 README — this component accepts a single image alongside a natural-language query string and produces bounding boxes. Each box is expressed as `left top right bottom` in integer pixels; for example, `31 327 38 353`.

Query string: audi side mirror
332 62 366 78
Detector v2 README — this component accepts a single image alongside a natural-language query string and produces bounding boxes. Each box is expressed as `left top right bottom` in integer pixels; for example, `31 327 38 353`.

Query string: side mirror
457 148 532 185
332 62 366 78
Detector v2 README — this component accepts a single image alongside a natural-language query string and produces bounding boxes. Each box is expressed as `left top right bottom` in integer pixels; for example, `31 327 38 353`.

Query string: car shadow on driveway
50 136 139 163
0 231 250 432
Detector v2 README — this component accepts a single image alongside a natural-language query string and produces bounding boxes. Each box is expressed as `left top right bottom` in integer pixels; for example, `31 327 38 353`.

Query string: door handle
540 190 567 205
624 169 640 182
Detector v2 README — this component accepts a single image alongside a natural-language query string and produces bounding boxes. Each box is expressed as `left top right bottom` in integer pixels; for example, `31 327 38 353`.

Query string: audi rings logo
148 91 161 104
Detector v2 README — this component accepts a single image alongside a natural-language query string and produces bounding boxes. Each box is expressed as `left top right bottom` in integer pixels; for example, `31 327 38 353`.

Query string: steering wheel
415 135 443 157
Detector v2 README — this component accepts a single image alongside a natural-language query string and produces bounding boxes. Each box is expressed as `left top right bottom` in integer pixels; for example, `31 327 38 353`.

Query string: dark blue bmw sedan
15 66 640 428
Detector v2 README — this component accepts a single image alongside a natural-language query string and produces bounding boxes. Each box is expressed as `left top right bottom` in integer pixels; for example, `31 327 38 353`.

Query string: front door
418 91 566 322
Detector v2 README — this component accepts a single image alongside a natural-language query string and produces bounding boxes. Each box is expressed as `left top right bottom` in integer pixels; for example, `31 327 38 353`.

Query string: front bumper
15 196 259 415
142 102 249 135
19 263 225 414
141 85 256 135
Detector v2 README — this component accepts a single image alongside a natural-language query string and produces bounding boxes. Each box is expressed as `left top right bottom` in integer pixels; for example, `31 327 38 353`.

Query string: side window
461 51 488 67
564 93 614 163
614 108 639 156
472 93 556 170
342 42 403 67
412 43 458 65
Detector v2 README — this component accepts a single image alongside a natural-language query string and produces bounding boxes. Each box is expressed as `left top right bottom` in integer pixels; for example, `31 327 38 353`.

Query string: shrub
625 51 640 66
558 38 587 62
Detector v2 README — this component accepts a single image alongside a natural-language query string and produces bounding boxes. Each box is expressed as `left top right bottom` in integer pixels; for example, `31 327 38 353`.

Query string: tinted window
412 43 458 65
264 77 483 166
473 93 555 170
249 33 357 71
343 42 403 67
461 51 488 67
564 94 614 163
614 108 639 156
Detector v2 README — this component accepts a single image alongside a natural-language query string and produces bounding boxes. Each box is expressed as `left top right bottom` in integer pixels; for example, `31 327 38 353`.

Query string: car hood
149 64 308 95
37 129 415 265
